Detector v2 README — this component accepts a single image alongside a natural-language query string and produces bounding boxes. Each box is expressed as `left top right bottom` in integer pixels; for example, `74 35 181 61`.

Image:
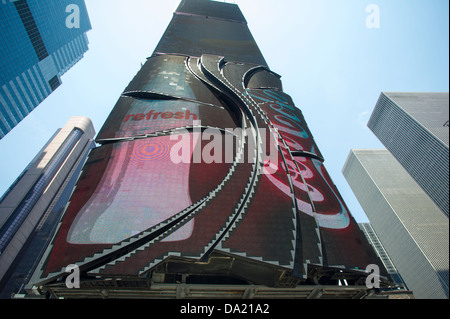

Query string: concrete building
358 223 406 289
0 116 95 297
368 92 449 216
343 149 449 299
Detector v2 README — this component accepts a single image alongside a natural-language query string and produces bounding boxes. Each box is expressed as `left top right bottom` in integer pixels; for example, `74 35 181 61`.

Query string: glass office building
368 92 449 216
0 0 91 139
27 0 393 299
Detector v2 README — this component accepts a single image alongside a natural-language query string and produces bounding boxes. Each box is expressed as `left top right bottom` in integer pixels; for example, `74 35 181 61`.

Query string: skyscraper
0 116 96 297
0 0 91 139
368 92 449 216
343 149 449 299
358 223 406 289
27 0 390 299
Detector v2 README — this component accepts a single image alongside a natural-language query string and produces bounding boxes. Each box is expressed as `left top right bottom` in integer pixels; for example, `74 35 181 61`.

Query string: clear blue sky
0 0 448 223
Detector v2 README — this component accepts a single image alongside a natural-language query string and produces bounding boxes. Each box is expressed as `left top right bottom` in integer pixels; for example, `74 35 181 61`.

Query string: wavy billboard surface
30 0 389 290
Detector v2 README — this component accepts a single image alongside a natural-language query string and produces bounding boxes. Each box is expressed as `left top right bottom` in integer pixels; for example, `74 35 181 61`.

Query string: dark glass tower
28 0 390 298
0 0 91 139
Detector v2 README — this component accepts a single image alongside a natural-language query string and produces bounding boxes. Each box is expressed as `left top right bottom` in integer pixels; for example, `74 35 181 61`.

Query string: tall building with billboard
27 0 391 299
0 0 91 139
368 92 449 216
0 116 96 298
343 149 449 299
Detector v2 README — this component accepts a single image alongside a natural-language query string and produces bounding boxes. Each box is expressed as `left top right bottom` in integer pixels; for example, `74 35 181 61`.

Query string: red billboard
32 54 385 288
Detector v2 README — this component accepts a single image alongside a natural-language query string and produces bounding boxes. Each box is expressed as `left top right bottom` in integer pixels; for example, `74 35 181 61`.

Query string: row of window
0 129 83 254
0 32 89 138
15 0 49 61
0 65 50 136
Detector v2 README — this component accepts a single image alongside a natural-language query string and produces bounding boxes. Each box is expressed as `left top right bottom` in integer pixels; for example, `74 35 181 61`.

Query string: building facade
343 149 449 299
27 0 391 299
0 116 96 297
358 223 406 289
368 92 449 216
0 0 91 139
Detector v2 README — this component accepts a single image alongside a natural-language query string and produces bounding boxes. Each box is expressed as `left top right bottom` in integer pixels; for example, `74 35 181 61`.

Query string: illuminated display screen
154 14 267 67
37 54 382 282
67 135 194 245
33 0 386 287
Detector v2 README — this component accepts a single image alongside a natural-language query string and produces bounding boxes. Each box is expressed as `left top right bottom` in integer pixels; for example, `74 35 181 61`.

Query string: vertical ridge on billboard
30 0 388 289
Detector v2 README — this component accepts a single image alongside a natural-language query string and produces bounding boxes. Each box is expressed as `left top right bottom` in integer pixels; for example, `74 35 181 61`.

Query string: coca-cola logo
248 89 350 230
